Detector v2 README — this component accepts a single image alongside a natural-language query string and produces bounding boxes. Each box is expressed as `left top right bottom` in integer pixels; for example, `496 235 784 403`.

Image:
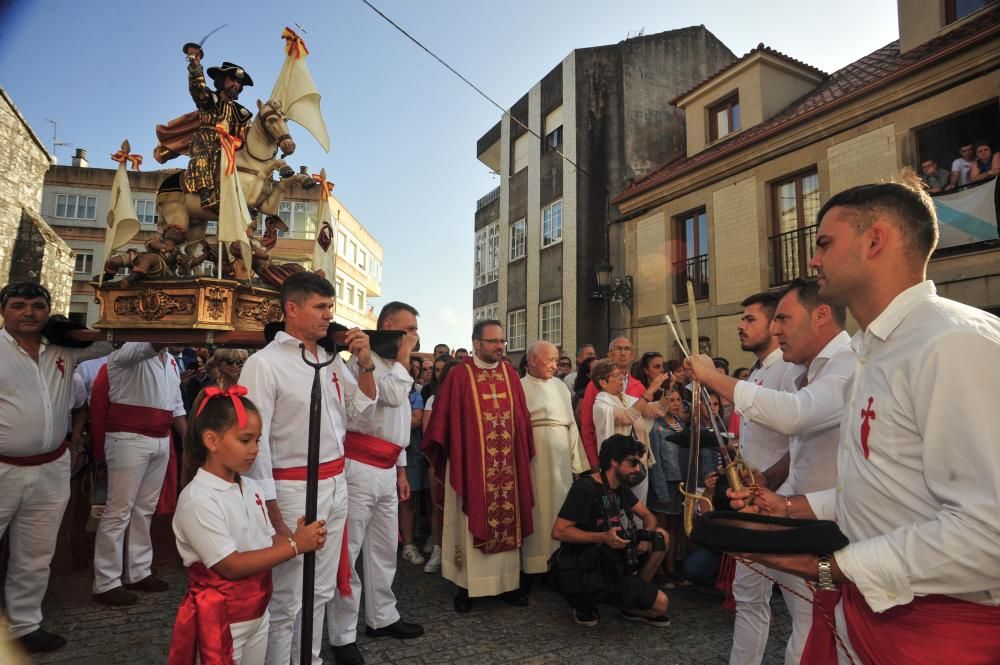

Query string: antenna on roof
44 118 72 162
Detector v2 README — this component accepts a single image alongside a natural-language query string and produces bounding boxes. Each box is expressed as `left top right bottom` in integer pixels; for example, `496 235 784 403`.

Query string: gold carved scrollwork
114 288 195 321
205 287 227 320
236 298 282 325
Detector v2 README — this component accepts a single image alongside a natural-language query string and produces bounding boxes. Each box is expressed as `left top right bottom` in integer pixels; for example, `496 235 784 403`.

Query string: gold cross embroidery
481 383 507 407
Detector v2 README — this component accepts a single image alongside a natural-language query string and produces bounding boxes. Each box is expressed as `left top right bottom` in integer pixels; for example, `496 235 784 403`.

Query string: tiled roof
669 43 827 106
614 7 1000 205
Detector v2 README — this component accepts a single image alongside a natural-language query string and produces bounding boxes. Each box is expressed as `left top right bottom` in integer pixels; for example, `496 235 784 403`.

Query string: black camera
617 526 667 575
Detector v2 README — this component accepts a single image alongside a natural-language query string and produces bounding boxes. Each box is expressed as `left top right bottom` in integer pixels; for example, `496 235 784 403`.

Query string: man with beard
730 177 1000 664
552 434 669 627
724 291 800 665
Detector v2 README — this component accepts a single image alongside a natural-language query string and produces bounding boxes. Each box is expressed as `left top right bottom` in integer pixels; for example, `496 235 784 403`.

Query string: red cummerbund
0 440 68 467
272 456 345 481
343 431 401 469
106 402 174 438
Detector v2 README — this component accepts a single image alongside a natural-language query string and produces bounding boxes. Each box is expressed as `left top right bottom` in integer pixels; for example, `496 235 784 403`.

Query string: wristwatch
358 360 376 373
816 555 837 591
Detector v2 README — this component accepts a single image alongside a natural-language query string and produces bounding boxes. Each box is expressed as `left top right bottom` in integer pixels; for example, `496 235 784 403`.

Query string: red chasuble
423 358 536 554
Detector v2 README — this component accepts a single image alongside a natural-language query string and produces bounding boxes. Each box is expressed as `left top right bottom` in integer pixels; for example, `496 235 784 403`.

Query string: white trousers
328 460 401 646
0 453 70 638
229 610 269 665
264 476 347 665
93 432 169 593
729 561 815 665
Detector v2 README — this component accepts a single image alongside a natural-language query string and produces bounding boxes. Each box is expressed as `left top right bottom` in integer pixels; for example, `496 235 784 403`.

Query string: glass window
673 209 710 302
539 300 562 347
335 276 345 301
545 126 563 151
542 200 562 247
349 241 357 265
475 222 500 287
474 304 498 323
770 169 820 285
509 219 526 261
346 283 355 307
357 249 366 269
507 309 527 351
709 94 740 141
134 199 157 225
55 194 97 219
74 252 94 274
337 231 347 256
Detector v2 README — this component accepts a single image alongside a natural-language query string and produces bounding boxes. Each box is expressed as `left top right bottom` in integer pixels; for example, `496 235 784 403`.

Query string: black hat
207 62 254 87
182 42 204 60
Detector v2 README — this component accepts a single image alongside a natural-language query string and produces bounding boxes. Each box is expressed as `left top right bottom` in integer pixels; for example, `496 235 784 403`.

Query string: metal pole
299 344 334 665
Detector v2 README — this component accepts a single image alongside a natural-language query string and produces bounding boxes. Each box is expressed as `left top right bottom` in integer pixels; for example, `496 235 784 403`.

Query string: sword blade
197 23 228 47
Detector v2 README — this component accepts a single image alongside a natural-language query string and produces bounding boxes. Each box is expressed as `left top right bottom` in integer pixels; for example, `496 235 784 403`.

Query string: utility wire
360 0 609 194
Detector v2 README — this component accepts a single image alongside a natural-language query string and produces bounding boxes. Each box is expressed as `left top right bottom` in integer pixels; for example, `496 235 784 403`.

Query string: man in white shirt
92 341 188 606
562 343 596 391
688 278 854 664
241 271 377 665
731 176 1000 664
948 142 975 189
723 291 800 665
328 302 423 665
0 282 91 653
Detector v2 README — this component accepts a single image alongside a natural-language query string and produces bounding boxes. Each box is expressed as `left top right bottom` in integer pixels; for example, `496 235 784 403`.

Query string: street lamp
592 260 633 308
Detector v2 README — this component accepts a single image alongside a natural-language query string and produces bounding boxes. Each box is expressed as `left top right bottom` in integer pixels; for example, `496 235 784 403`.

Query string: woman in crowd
571 356 597 420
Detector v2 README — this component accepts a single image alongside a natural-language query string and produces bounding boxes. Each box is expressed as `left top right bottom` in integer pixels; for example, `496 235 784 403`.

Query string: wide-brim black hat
207 62 254 87
690 511 850 555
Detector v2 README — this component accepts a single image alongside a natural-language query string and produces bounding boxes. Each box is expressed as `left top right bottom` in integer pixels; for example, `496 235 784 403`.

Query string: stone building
0 87 74 314
612 2 999 367
473 27 736 363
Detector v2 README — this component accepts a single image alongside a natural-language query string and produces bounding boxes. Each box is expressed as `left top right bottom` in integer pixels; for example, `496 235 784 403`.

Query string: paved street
12 522 791 665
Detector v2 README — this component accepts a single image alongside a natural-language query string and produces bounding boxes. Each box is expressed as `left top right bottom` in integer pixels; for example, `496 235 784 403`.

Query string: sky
0 0 899 350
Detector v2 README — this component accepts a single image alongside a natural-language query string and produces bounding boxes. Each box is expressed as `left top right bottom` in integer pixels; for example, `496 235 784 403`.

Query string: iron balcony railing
769 224 817 286
672 253 709 303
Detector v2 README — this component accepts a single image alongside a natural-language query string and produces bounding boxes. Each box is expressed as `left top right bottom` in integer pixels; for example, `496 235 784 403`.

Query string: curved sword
678 281 712 535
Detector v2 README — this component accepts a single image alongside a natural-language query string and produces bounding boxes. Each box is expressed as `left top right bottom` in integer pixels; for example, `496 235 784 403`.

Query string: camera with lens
616 525 667 575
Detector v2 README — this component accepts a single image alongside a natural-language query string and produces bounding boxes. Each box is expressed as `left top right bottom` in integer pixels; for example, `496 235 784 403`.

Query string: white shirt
75 356 109 400
733 331 854 494
950 156 973 186
0 329 85 456
738 347 801 471
173 468 276 568
347 352 413 466
807 281 1000 612
241 331 377 500
106 343 186 416
563 371 578 391
424 395 435 411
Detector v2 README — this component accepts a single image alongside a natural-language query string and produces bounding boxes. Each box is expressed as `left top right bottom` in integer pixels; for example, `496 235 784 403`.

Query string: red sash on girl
801 582 1000 664
343 431 400 469
167 562 271 665
271 457 352 598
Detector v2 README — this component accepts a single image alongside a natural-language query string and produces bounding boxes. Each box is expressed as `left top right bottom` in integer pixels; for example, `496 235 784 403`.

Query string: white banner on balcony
933 179 998 250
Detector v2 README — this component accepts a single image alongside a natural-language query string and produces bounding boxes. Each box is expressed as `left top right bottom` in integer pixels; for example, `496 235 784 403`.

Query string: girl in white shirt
169 386 327 665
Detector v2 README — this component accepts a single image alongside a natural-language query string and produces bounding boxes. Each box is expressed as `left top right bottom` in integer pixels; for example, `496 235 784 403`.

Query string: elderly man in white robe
519 341 589 579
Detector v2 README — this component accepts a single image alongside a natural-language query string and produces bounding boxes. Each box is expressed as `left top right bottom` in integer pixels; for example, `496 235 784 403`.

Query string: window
356 288 365 311
507 309 527 351
770 170 820 285
55 194 97 220
709 94 740 141
475 222 500 286
349 241 358 265
206 220 218 235
542 200 562 247
346 283 355 307
335 276 345 300
945 0 991 24
673 209 709 302
338 231 347 256
357 249 366 270
474 304 498 323
134 199 157 225
278 202 318 238
74 252 94 274
539 300 562 347
545 126 563 151
509 219 526 261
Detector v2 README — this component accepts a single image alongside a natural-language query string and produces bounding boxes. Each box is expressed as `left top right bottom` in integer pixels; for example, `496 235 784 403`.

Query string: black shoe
573 607 600 627
331 642 365 665
500 588 529 606
365 619 425 640
92 586 138 606
453 589 472 613
124 575 169 592
622 611 672 627
16 628 66 653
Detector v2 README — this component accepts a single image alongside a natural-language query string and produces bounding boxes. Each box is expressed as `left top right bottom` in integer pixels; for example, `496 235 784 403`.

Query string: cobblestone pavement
12 531 791 665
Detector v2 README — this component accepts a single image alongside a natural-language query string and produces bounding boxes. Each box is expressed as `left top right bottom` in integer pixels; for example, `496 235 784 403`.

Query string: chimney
71 148 88 168
299 165 309 175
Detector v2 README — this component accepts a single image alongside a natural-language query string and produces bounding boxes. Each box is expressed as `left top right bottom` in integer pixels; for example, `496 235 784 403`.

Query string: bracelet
288 537 299 557
784 495 793 519
359 361 376 373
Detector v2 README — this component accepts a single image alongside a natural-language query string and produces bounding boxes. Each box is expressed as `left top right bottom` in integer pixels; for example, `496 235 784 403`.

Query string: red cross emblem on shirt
55 357 65 377
331 372 342 401
254 492 269 525
859 396 876 459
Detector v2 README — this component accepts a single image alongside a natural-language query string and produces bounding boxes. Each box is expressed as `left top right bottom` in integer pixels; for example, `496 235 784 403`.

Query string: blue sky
0 0 899 349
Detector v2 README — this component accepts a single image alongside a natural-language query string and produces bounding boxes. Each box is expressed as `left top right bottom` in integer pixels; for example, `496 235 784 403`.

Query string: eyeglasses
223 359 244 367
477 338 507 345
611 345 633 352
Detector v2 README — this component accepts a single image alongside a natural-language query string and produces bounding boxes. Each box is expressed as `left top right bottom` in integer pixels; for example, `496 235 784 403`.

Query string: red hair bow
196 384 249 427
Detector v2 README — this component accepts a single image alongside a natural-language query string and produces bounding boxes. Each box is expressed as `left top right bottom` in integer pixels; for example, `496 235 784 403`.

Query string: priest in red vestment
423 319 535 613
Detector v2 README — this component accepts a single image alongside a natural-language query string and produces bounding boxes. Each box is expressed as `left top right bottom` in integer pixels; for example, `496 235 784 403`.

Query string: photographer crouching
550 434 670 627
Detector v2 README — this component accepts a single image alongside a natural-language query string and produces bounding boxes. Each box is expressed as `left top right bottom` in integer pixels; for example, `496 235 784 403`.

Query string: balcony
672 253 709 303
476 186 500 212
769 224 817 285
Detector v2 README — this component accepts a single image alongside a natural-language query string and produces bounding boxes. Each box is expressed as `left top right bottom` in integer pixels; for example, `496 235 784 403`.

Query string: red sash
167 562 271 665
269 457 352 598
802 582 1000 665
106 402 174 438
0 440 68 466
343 431 400 469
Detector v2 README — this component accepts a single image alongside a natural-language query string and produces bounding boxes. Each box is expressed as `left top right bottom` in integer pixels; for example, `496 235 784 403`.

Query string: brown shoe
124 575 169 592
92 587 138 606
